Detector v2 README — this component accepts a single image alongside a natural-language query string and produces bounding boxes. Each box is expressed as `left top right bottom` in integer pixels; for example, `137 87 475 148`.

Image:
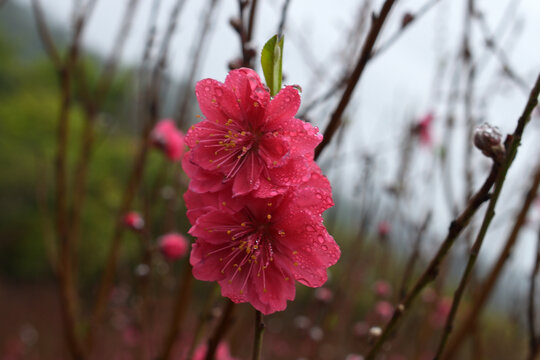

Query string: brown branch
433 70 540 359
156 261 195 360
251 310 265 360
440 160 540 359
32 0 97 357
69 0 140 250
277 0 291 37
174 0 220 122
246 0 258 43
205 300 236 360
364 158 498 359
398 212 432 300
371 0 442 57
314 0 397 160
87 0 187 349
475 8 529 93
30 0 61 69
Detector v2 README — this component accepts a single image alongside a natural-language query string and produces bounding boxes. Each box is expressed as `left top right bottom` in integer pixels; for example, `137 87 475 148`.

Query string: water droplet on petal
321 245 328 251
317 235 325 244
215 88 223 96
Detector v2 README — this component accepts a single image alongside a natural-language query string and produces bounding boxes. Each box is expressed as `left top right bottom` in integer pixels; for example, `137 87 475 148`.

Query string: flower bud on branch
474 122 505 163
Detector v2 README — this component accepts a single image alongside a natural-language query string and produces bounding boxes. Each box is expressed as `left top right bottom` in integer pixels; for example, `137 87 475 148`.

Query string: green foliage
260 34 284 97
0 30 140 282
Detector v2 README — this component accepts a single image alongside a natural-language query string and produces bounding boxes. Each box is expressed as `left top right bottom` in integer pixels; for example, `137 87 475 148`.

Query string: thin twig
204 300 236 360
277 0 291 37
87 0 187 349
372 0 441 57
33 0 95 357
156 261 195 360
364 163 499 360
441 161 540 359
398 212 432 300
69 0 140 291
174 0 220 122
252 310 265 360
30 0 61 69
434 70 540 359
314 0 397 160
184 285 220 360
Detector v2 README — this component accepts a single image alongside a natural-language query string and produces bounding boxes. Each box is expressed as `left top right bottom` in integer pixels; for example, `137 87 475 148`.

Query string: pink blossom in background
415 112 434 146
315 287 334 303
345 354 365 360
374 300 393 321
373 280 392 298
185 68 322 197
122 211 144 231
158 233 189 261
192 342 238 360
151 119 185 162
430 296 452 329
188 171 339 315
352 321 369 337
377 221 391 238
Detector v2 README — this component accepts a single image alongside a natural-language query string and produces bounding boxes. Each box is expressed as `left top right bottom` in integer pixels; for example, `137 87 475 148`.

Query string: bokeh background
1 0 540 359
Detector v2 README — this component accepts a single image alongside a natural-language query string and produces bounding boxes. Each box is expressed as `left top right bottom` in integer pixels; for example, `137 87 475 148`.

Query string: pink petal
265 86 301 129
195 79 229 125
232 153 262 196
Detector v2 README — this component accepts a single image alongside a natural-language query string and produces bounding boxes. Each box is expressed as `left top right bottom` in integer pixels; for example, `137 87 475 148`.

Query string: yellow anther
222 201 227 206
241 222 246 227
294 262 298 266
227 230 231 235
292 250 298 255
263 288 267 293
268 202 272 207
253 102 259 107
241 131 246 136
267 214 272 220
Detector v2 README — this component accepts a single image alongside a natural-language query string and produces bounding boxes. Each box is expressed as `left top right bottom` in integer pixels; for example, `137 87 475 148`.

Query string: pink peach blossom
151 119 185 162
416 112 434 146
185 68 322 197
192 342 238 360
188 171 339 315
373 280 392 298
374 300 393 320
159 233 189 261
123 212 144 231
377 221 391 238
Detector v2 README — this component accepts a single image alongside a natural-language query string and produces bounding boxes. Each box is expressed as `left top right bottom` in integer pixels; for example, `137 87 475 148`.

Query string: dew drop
315 193 322 200
215 88 223 96
204 86 211 92
284 96 291 103
306 225 315 232
317 235 325 244
321 245 328 251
